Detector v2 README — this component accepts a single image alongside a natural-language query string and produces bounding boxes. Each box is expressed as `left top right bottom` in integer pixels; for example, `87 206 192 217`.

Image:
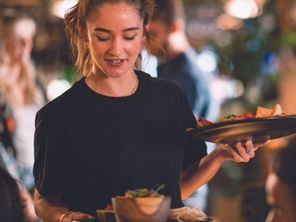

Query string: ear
142 24 149 43
170 20 184 33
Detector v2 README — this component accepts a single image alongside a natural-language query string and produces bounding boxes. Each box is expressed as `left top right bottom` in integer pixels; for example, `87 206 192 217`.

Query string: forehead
87 2 142 28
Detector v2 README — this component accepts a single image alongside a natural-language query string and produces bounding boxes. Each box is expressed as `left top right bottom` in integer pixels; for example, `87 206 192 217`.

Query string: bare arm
180 140 266 199
33 189 95 222
180 147 224 199
33 189 70 222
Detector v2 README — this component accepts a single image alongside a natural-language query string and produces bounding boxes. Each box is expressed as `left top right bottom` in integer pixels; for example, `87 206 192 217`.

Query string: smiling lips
105 58 125 67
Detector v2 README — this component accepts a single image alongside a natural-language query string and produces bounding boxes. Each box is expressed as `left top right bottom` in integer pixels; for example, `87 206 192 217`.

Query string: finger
235 142 250 162
225 144 244 162
245 140 254 153
248 149 255 158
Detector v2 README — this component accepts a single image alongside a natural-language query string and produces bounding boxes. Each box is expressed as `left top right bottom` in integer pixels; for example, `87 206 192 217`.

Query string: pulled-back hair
64 0 155 76
273 139 296 204
152 0 185 26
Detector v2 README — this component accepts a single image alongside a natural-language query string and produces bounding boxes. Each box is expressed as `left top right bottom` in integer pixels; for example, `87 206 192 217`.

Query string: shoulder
36 78 84 119
136 70 184 94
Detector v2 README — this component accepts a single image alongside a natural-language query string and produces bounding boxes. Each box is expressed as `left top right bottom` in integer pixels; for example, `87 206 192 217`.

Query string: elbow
180 187 191 200
179 178 191 200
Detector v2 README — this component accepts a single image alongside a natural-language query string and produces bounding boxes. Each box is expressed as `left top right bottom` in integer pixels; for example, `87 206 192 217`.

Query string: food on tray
196 116 214 127
255 103 283 117
196 104 284 128
220 111 255 122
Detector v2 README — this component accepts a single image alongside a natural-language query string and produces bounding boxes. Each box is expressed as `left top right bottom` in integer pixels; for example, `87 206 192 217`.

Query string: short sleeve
177 87 207 169
182 134 207 170
33 109 66 197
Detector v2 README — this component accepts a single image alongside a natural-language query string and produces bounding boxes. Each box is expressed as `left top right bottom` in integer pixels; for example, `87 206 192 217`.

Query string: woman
265 139 296 222
0 14 47 190
33 1 264 221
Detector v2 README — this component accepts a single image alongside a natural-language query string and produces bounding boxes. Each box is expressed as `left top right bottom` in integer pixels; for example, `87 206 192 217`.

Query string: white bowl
112 196 171 222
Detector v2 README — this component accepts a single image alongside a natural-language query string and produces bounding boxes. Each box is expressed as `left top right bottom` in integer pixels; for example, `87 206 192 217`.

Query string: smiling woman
32 1 268 222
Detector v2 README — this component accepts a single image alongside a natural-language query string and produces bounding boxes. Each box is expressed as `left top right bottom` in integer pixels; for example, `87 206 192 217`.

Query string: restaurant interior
1 0 296 221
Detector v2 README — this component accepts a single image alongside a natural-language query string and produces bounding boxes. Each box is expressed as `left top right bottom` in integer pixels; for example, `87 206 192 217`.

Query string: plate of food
97 185 171 222
97 185 212 222
191 104 296 144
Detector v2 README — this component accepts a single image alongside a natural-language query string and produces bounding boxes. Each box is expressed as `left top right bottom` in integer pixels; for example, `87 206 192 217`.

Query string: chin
105 69 132 78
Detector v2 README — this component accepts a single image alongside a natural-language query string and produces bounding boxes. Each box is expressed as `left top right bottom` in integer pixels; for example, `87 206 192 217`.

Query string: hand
218 140 270 163
21 38 33 64
59 211 95 222
18 185 39 221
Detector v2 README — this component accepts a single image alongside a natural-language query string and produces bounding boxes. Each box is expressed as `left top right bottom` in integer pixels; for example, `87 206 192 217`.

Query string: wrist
211 145 227 163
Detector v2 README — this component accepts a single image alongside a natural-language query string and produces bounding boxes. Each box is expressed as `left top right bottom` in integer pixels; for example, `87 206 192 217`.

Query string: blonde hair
64 0 155 76
0 14 42 106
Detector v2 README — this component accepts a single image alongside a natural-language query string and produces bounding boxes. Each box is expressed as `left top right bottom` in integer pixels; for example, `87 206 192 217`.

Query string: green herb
125 184 165 198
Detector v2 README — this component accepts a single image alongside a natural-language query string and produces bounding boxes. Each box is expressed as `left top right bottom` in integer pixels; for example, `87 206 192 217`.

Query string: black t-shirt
33 71 207 215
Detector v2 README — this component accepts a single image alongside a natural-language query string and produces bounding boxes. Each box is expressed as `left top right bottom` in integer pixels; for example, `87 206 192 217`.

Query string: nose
108 37 122 56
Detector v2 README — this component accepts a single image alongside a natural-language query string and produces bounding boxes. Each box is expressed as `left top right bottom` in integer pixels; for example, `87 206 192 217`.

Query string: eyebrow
93 27 140 33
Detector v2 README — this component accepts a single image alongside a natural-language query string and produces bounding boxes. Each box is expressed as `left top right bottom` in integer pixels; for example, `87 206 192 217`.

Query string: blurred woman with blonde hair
0 12 47 191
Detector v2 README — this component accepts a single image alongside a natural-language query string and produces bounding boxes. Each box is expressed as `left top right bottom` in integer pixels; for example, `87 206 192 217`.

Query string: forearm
180 148 224 199
179 140 261 199
33 189 69 222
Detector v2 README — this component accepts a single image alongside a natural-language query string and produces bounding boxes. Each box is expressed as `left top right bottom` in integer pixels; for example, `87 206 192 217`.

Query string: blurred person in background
0 13 48 191
0 108 39 222
241 184 270 222
265 139 296 222
0 166 39 222
148 0 213 120
148 0 218 210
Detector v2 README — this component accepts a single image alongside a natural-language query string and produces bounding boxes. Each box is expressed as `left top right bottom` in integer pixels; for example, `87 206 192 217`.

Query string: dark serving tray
192 115 296 144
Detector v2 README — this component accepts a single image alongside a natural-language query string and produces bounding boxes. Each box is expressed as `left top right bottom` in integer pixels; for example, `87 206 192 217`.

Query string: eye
123 35 136 41
96 36 110 41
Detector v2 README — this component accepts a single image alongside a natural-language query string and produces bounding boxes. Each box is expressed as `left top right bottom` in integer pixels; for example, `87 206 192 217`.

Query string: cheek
89 42 104 58
126 41 142 55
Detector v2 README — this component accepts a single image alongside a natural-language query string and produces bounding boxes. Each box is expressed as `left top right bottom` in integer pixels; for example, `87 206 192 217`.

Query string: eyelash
97 37 109 41
124 36 136 40
96 35 136 42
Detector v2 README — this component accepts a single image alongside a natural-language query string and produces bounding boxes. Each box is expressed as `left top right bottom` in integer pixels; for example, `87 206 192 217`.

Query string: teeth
108 59 122 64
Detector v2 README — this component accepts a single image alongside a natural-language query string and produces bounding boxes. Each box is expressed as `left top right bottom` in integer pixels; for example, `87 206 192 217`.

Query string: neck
86 71 139 97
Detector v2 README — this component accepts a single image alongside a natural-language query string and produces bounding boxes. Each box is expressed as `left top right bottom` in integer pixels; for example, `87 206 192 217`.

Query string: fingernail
246 141 252 146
